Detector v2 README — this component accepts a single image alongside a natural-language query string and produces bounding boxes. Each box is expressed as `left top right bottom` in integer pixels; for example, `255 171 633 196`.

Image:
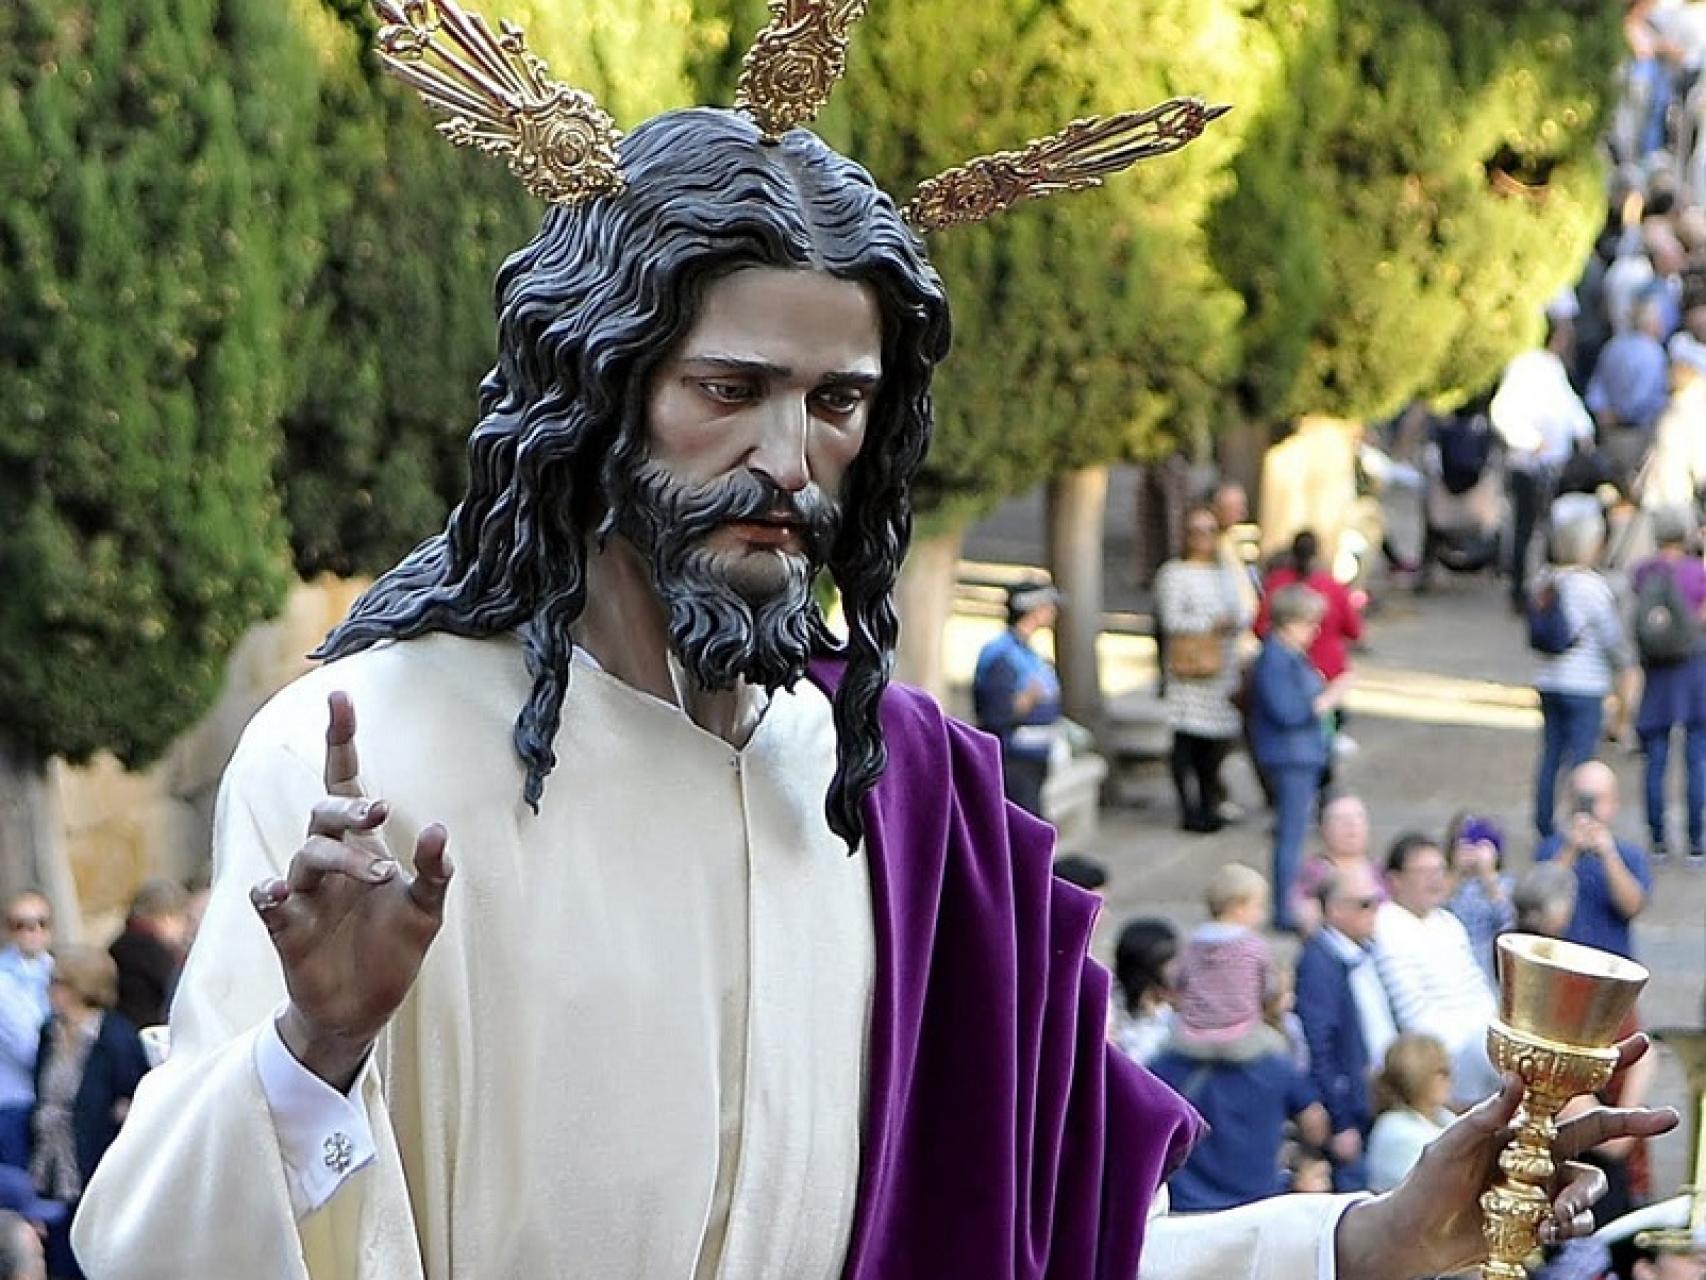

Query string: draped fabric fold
810 663 1204 1280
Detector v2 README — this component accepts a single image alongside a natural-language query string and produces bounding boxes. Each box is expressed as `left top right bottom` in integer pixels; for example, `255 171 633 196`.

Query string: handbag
1166 630 1225 680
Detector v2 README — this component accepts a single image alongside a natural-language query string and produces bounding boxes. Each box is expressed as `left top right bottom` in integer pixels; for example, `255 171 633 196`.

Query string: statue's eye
813 385 866 416
698 379 757 403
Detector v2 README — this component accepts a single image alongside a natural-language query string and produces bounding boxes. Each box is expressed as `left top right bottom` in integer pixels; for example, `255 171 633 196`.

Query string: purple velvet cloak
808 666 1204 1280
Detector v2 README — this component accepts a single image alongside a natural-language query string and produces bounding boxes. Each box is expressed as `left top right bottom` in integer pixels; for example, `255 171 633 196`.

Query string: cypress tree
281 0 707 578
0 0 321 769
1212 0 1622 423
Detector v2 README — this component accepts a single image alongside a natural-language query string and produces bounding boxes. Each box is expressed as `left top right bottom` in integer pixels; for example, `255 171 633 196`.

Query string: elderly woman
1251 585 1347 930
1154 507 1251 832
30 946 148 1276
1629 504 1706 861
1532 502 1635 839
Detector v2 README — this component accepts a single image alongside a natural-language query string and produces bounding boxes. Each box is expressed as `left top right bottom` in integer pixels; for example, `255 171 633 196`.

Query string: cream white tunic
73 633 1348 1280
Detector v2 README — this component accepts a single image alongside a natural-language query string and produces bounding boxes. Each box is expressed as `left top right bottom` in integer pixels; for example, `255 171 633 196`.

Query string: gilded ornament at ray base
735 0 869 139
901 99 1231 233
372 0 625 207
365 0 1225 228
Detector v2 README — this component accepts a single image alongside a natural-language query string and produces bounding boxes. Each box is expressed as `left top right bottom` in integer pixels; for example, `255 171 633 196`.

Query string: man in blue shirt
1587 296 1671 432
0 893 53 1166
972 584 1064 817
1535 761 1652 959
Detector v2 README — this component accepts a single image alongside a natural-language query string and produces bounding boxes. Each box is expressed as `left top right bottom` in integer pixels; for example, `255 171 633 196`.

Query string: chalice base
1480 1022 1618 1280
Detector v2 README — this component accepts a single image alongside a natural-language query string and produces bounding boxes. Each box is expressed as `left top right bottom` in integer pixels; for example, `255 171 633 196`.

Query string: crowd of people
0 883 201 1278
1075 770 1655 1252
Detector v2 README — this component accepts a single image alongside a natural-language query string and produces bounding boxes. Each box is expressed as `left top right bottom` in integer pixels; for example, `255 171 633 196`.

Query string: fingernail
364 800 388 821
367 859 397 883
251 879 287 909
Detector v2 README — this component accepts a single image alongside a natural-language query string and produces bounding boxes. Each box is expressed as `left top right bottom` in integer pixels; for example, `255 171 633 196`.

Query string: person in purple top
1630 504 1706 861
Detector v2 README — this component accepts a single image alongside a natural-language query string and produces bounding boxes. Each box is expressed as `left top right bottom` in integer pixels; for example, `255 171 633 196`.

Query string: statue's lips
725 518 804 550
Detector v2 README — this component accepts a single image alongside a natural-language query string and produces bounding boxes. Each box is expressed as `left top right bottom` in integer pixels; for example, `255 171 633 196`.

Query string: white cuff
254 1017 376 1220
1319 1194 1375 1280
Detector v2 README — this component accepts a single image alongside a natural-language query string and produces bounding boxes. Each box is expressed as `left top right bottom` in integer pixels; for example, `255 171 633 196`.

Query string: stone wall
55 577 367 939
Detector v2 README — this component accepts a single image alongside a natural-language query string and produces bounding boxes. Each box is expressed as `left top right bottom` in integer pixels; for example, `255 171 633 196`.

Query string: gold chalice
1480 933 1649 1280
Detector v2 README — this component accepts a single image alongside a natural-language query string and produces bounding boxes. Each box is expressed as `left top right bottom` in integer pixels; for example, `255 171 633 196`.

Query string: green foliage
696 0 1271 532
1212 0 1621 423
281 1 709 577
0 0 320 766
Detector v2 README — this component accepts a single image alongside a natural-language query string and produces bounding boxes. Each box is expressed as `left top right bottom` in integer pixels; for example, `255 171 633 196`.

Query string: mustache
623 465 842 563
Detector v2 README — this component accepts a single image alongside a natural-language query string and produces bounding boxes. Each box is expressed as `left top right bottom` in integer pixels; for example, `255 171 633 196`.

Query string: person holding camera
1534 761 1654 961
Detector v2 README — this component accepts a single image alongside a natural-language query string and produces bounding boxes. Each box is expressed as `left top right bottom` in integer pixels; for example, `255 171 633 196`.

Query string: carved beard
613 464 841 692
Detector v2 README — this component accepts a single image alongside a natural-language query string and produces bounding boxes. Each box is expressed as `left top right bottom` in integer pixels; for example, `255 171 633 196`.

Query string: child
1365 1034 1455 1193
1284 1143 1334 1194
1150 871 1327 1209
1171 863 1275 1047
1110 918 1179 1066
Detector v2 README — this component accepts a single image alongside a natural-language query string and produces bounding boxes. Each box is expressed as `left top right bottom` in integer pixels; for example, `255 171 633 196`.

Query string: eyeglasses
7 917 48 931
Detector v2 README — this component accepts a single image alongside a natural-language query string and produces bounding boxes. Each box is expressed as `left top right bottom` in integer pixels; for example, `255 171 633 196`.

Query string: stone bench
1042 749 1110 854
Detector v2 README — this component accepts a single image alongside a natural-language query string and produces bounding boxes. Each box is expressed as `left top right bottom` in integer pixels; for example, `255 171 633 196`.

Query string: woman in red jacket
1255 530 1365 751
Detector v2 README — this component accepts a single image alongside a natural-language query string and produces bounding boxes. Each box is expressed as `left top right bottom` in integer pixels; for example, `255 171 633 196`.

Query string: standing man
1295 862 1397 1192
107 880 189 1032
972 584 1064 817
1587 295 1672 489
73 5 1670 1277
1490 314 1595 612
0 894 52 1166
1535 761 1653 960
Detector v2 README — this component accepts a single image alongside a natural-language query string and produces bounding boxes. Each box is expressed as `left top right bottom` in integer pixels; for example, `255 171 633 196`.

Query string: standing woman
30 947 148 1278
1628 504 1706 862
1155 507 1252 832
1531 504 1635 839
1255 529 1365 758
1251 586 1348 930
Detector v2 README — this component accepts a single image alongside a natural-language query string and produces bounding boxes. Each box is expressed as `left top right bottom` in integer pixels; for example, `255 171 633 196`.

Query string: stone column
1046 466 1108 730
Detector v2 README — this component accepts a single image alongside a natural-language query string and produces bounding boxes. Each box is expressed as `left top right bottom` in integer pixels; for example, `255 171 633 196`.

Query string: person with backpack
1530 503 1636 839
1629 504 1706 861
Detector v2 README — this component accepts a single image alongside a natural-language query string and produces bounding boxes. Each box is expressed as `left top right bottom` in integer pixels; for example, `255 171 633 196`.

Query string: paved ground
953 509 1706 1192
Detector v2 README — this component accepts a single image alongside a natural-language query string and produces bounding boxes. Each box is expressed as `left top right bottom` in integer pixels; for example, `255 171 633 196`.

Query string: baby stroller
1422 407 1506 576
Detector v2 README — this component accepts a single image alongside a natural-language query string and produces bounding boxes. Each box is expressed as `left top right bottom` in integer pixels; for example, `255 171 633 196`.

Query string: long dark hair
1114 918 1179 1017
316 109 952 850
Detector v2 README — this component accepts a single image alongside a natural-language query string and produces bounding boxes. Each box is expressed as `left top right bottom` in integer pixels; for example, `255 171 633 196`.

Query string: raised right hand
250 691 454 1090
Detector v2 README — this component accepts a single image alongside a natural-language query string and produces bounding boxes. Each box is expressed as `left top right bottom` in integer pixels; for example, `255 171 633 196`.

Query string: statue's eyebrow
681 354 881 385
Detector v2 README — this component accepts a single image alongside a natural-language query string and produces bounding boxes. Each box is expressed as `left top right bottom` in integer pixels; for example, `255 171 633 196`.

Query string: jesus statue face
615 266 886 690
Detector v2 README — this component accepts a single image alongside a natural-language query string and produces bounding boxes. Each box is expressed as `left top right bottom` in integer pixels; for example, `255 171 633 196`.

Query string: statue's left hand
1334 1034 1680 1280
